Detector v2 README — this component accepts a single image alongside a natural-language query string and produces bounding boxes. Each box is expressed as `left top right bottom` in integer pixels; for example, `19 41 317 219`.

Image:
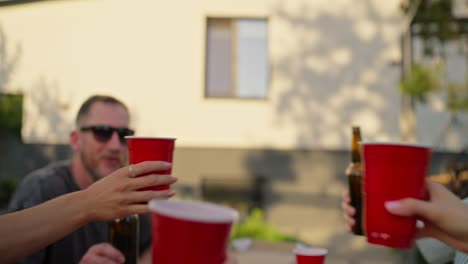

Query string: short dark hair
75 95 129 126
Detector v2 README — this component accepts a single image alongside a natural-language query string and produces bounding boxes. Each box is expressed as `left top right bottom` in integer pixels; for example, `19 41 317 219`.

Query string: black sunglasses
80 125 135 144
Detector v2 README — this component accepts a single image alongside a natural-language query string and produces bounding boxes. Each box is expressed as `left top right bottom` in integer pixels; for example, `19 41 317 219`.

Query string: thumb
384 198 433 218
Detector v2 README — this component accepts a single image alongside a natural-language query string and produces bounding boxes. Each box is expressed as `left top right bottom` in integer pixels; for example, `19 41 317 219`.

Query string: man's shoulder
20 160 71 188
8 160 73 211
23 160 72 183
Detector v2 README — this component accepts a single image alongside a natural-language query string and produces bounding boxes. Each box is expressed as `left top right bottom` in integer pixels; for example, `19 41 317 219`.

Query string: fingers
126 189 177 204
118 190 177 216
127 165 136 178
116 190 176 216
118 161 172 178
125 204 152 215
342 199 355 216
342 191 350 203
382 181 446 219
385 180 460 223
343 213 356 232
341 191 356 232
128 174 178 191
426 178 443 193
427 179 461 203
134 161 172 175
81 255 120 264
384 198 435 219
80 243 124 264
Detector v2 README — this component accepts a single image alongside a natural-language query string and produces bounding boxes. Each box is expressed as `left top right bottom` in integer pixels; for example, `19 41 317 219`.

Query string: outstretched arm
0 161 177 263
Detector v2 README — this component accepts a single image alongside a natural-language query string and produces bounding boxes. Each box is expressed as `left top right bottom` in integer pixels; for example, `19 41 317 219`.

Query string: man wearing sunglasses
7 95 177 264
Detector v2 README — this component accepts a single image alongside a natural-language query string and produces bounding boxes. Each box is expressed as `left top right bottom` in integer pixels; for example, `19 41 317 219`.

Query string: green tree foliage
400 0 468 110
447 84 468 110
399 63 433 102
401 0 468 55
399 63 440 103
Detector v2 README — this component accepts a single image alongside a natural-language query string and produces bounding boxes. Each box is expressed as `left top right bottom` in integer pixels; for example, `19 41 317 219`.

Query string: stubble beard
80 151 104 182
80 151 126 183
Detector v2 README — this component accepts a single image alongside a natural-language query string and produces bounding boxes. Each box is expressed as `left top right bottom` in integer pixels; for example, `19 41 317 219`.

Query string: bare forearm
0 191 90 263
0 161 177 263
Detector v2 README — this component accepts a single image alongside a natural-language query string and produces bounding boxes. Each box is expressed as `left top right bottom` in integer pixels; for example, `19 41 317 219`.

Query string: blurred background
0 0 467 263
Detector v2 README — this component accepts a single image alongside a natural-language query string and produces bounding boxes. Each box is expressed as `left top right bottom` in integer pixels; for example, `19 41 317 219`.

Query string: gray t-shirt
8 160 151 264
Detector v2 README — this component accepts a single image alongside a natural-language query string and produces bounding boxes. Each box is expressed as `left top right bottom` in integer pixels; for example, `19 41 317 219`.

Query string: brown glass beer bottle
345 126 364 235
109 214 139 264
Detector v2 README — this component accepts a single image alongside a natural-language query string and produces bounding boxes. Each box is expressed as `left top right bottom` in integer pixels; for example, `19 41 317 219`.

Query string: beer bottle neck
351 127 362 163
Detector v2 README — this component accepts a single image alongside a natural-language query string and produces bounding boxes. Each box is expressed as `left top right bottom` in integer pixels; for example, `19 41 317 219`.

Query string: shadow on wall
272 0 401 148
241 2 408 261
243 149 349 209
24 76 73 143
0 19 73 143
243 149 296 212
0 24 21 92
245 0 401 225
244 149 296 182
0 21 72 179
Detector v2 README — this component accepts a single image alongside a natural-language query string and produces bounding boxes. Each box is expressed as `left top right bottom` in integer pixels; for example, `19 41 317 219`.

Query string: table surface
231 240 401 264
233 241 295 264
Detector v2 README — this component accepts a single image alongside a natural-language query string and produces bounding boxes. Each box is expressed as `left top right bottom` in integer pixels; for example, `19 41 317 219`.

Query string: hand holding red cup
126 136 176 191
362 142 431 248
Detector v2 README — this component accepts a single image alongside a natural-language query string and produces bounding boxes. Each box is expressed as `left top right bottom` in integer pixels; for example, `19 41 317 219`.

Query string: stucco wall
0 0 405 150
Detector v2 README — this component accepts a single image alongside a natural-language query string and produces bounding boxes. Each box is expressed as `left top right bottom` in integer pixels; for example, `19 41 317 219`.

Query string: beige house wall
0 0 405 150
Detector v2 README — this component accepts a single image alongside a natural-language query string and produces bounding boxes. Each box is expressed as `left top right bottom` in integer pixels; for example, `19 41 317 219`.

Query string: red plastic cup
361 142 431 248
125 136 176 191
149 199 239 264
294 247 328 264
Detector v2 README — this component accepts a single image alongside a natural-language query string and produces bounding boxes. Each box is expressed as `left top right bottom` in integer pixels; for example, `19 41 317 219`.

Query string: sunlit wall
0 0 407 150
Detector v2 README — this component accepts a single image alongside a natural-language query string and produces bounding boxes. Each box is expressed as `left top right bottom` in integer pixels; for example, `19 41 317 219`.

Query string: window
205 18 269 99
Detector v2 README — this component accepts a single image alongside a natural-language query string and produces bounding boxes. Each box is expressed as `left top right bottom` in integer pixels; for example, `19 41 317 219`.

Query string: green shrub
230 208 302 243
0 93 23 135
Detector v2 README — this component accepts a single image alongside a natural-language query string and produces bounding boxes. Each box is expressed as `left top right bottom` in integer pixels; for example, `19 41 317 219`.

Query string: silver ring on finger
128 165 136 178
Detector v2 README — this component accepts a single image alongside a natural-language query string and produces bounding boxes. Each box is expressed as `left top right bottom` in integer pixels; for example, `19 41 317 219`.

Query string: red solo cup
361 142 431 248
149 199 239 264
294 247 328 264
125 136 176 191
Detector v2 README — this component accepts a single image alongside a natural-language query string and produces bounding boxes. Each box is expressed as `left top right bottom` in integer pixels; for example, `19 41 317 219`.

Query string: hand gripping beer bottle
109 214 139 264
345 126 364 235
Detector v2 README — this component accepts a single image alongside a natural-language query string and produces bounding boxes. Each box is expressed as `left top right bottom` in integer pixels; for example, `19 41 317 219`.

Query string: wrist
67 190 95 225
